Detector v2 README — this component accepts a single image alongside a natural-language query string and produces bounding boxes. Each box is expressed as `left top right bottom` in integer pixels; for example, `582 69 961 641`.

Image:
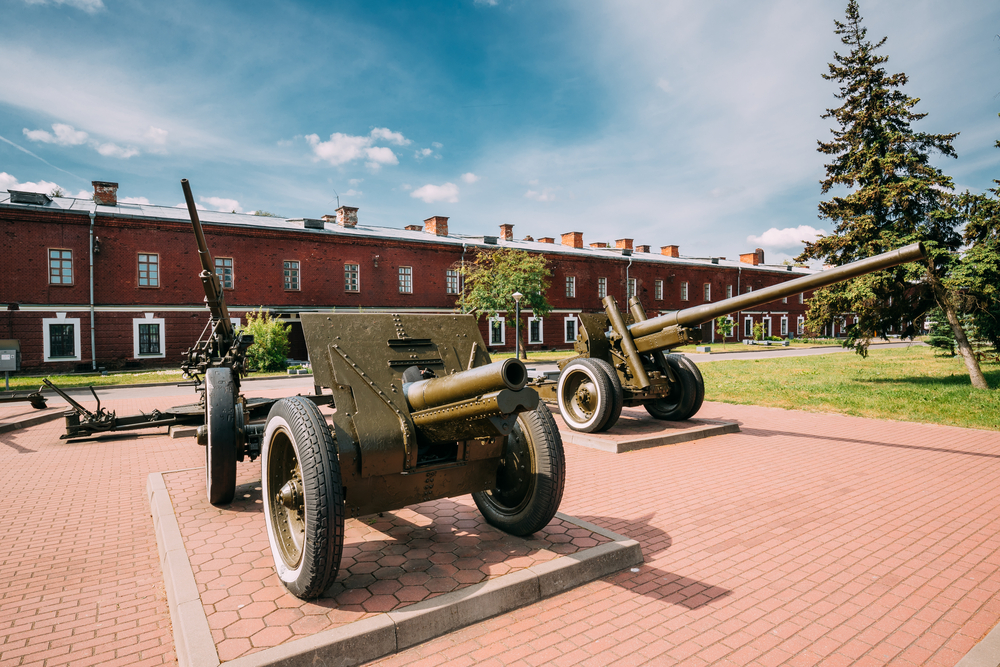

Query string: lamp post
512 291 523 360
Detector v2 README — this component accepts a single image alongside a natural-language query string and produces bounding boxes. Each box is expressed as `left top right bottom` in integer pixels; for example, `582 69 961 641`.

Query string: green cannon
535 242 928 433
182 181 564 599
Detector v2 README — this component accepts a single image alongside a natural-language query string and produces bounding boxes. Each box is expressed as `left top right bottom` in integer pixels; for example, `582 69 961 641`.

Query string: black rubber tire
473 403 565 536
643 354 698 421
261 397 344 599
675 355 705 418
556 358 615 433
591 358 624 433
205 367 237 506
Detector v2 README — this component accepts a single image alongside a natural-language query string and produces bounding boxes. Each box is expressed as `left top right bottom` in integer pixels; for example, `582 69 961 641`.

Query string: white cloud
200 196 243 213
746 225 826 249
145 126 168 145
0 172 92 199
415 147 434 160
369 127 411 145
175 202 207 210
94 142 139 159
656 78 672 93
343 189 362 197
411 182 459 204
474 0 499 5
23 123 89 146
461 172 480 183
432 142 443 149
348 178 363 186
401 184 412 191
525 188 555 202
23 0 104 12
364 146 398 167
119 196 150 205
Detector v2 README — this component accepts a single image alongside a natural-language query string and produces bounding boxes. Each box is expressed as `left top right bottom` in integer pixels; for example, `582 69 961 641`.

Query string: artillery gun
537 243 927 433
180 181 565 599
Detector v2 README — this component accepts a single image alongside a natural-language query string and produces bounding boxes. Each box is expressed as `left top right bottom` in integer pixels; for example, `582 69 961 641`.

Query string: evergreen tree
798 0 990 389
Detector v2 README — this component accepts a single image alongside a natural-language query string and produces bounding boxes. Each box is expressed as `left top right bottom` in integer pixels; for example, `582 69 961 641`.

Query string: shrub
242 308 290 372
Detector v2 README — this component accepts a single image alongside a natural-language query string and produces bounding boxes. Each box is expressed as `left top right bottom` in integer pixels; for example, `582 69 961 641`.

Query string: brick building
1 182 829 373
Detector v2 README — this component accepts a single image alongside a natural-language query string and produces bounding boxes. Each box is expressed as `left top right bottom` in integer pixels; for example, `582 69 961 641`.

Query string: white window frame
654 280 663 301
762 317 771 337
398 266 413 294
782 296 787 304
564 315 579 343
446 269 459 295
597 277 607 299
628 278 637 299
344 263 360 292
780 316 788 336
527 316 543 344
680 281 689 301
132 313 166 359
565 276 576 298
215 256 234 290
724 315 735 339
230 317 242 331
798 293 805 304
727 285 733 299
744 317 753 338
43 313 81 362
488 316 505 346
703 283 711 301
283 260 300 291
797 316 805 336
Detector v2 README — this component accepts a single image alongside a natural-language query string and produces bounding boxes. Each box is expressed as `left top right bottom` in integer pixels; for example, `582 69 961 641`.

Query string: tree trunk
928 271 990 390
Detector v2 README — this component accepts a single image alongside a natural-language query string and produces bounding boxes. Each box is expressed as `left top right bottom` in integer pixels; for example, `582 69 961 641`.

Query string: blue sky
2 0 999 263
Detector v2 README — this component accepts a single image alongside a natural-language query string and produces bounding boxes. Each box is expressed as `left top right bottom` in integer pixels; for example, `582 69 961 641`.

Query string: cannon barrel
628 242 927 339
405 358 528 412
181 178 233 341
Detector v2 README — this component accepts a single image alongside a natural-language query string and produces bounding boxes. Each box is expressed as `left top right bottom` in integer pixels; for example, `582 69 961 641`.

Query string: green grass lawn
699 345 1000 431
3 368 291 391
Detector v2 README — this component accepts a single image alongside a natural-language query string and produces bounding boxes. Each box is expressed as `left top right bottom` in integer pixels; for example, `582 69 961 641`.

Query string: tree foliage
457 247 552 320
798 0 990 389
242 308 290 372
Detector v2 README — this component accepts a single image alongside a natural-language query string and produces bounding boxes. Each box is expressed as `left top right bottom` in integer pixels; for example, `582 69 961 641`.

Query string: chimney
756 247 764 264
404 224 423 231
538 237 555 244
615 238 633 250
561 231 583 249
740 251 761 266
635 244 650 253
424 215 449 236
499 223 514 241
92 181 118 206
523 235 534 242
589 242 608 249
335 206 359 228
660 245 680 258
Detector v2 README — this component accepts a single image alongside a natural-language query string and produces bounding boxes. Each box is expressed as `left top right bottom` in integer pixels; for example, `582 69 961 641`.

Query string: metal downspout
89 209 96 370
625 253 633 301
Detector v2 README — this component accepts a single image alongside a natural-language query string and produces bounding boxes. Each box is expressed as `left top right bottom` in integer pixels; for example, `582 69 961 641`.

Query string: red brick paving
4 392 1000 666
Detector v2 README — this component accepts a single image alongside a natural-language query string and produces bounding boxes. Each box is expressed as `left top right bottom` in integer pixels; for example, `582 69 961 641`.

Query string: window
780 316 788 336
654 280 663 301
727 285 733 299
215 257 234 289
782 296 787 304
138 253 159 288
680 282 689 301
133 314 166 358
446 269 459 295
488 317 505 346
399 266 412 294
746 285 753 294
597 277 607 299
48 249 73 285
628 278 637 299
703 283 711 301
564 316 578 343
283 261 300 291
344 264 359 292
797 316 805 336
744 317 753 338
798 293 805 304
762 317 771 337
725 316 735 338
528 317 543 344
565 276 576 298
43 315 81 362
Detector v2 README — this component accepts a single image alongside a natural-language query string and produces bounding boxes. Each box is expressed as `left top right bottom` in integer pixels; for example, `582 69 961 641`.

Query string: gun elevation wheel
473 403 565 536
556 358 617 433
644 354 699 421
205 367 237 506
262 397 344 599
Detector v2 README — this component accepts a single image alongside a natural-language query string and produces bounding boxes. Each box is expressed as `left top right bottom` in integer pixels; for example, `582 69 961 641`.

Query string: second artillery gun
181 180 565 600
537 242 927 433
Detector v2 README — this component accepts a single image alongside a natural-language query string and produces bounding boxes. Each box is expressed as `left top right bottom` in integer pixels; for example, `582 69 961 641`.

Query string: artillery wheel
643 354 698 421
261 397 344 599
592 358 624 433
556 358 615 433
473 403 565 536
675 355 705 418
205 367 237 506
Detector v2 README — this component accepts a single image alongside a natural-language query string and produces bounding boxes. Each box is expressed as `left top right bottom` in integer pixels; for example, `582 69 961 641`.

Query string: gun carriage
536 242 927 433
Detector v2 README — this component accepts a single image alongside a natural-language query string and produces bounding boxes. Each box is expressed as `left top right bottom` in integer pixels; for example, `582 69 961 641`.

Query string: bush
242 308 290 372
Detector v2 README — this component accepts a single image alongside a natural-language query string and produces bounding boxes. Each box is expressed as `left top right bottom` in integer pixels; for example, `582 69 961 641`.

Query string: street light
512 291 523 360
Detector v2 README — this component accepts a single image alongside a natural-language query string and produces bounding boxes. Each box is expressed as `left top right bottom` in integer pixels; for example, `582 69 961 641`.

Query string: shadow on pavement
741 427 1000 459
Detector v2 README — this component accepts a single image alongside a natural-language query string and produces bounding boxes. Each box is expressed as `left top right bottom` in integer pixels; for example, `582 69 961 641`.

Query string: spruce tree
799 0 989 389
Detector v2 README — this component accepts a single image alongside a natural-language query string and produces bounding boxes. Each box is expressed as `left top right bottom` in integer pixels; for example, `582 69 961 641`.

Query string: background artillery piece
536 242 928 433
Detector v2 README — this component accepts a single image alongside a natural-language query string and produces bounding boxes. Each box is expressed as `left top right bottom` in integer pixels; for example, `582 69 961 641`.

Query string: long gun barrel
404 358 528 411
181 178 233 342
630 242 927 339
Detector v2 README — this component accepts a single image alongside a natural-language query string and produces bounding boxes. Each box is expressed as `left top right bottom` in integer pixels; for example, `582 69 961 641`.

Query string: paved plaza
2 381 1000 666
